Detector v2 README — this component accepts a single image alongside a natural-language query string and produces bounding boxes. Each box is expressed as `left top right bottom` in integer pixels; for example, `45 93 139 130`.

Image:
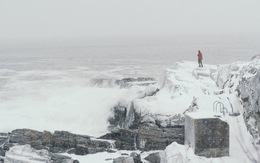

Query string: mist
1 0 260 41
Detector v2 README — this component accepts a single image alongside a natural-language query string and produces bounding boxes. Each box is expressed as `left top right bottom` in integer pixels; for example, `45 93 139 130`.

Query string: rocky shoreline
1 56 260 163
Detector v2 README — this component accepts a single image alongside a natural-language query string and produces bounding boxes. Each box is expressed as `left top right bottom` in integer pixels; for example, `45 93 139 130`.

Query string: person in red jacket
197 50 203 67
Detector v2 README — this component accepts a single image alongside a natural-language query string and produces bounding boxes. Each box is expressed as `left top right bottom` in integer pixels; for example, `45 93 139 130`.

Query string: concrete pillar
185 113 229 158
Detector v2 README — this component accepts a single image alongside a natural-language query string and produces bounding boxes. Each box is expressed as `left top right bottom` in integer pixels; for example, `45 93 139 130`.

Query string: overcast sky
0 0 260 41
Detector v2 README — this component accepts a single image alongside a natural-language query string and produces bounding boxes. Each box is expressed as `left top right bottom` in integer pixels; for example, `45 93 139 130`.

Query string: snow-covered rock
106 58 260 162
4 145 51 163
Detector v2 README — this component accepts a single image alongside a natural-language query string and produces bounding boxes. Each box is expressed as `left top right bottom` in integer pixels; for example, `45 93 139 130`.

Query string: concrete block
185 113 229 158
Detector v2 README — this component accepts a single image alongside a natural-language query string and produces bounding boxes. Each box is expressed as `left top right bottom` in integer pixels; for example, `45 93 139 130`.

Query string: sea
0 35 259 136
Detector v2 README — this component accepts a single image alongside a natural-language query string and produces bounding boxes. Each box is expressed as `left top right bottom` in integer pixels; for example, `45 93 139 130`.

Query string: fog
0 0 260 41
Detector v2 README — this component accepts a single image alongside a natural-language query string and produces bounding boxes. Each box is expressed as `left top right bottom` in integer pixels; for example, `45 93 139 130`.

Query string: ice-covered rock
89 77 157 88
4 145 51 163
4 145 76 163
237 70 260 144
213 55 260 144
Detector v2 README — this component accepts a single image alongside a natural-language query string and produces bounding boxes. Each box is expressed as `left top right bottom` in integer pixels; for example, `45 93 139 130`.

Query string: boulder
113 157 135 163
9 129 46 150
144 151 166 163
75 144 88 155
130 152 142 163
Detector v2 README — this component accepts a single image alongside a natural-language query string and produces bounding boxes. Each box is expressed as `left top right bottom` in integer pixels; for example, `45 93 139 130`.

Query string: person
197 50 203 67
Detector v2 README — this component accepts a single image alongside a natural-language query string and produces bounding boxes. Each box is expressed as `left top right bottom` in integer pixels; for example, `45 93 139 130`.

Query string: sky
0 0 260 41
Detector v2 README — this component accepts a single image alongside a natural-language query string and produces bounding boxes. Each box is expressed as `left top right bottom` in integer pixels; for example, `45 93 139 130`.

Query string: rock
144 151 166 163
115 77 157 88
89 77 157 88
251 54 260 60
0 133 8 144
4 145 75 163
4 145 51 163
124 102 142 129
0 149 5 157
109 101 141 130
51 130 111 154
108 104 127 129
107 96 185 151
50 153 74 163
9 129 46 150
42 130 52 146
0 133 9 157
130 152 142 163
75 144 88 155
113 157 135 163
137 124 184 151
138 85 160 99
0 156 4 163
100 129 137 150
89 78 115 87
66 148 76 154
51 131 83 151
237 69 260 144
6 129 111 156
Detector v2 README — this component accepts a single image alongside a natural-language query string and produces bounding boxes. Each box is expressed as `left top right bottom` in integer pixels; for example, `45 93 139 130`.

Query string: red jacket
198 51 203 60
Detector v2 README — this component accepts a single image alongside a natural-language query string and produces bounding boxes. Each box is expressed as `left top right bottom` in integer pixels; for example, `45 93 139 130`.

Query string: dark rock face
106 99 184 151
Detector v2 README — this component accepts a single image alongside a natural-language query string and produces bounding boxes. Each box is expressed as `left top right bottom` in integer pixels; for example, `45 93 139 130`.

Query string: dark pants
198 59 203 67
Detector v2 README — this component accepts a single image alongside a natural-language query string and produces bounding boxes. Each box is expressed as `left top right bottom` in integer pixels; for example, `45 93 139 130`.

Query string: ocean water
0 35 259 136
